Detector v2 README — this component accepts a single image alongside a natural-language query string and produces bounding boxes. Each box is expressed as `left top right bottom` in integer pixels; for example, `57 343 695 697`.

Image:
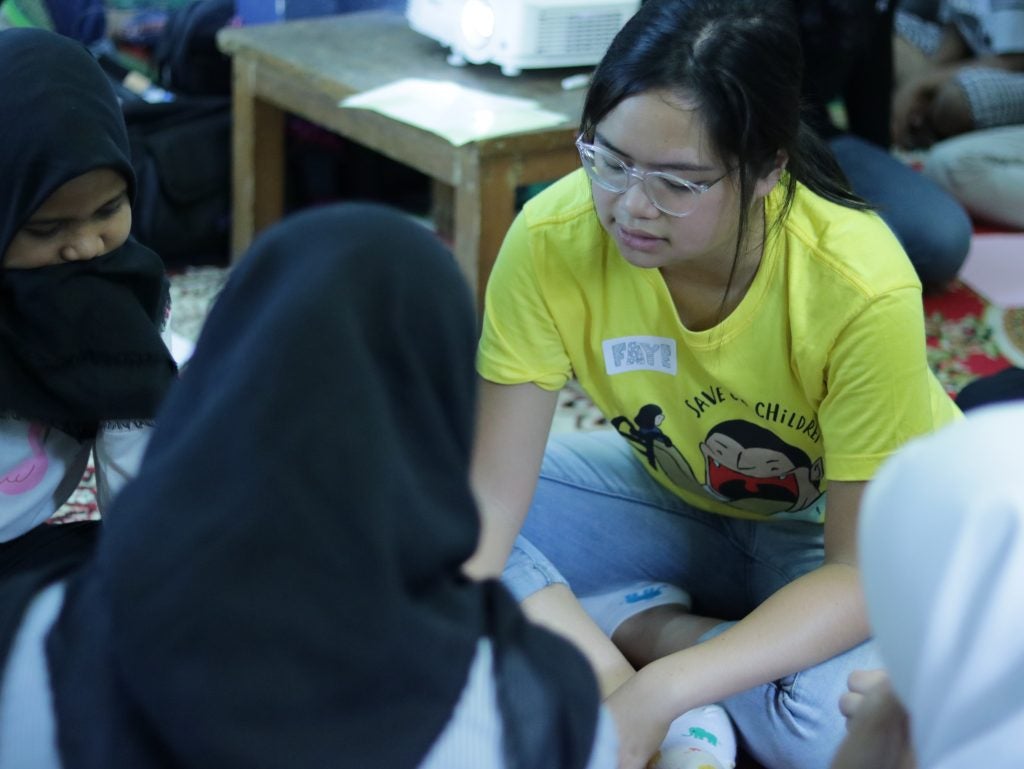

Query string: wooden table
216 11 587 303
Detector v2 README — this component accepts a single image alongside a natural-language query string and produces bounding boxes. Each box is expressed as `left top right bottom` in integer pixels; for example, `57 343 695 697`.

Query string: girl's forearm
521 582 638 696
650 562 869 718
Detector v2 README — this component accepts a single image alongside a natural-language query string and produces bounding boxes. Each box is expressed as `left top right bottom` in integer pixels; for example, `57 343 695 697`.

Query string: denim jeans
828 133 971 289
503 430 881 769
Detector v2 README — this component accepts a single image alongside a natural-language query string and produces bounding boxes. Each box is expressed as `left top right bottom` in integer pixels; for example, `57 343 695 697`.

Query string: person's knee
898 207 972 288
739 642 882 769
501 536 569 602
889 171 972 287
826 134 970 286
723 677 847 769
956 367 1024 412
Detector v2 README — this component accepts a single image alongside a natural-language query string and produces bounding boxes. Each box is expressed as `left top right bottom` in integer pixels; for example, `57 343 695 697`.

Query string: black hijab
0 28 175 438
48 205 601 768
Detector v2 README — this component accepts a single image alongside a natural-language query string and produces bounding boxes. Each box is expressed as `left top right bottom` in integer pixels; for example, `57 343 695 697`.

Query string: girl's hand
831 669 917 769
604 667 673 769
838 668 890 721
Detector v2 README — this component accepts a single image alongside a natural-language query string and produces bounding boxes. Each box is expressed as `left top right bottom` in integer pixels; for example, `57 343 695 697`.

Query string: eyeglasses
575 137 729 218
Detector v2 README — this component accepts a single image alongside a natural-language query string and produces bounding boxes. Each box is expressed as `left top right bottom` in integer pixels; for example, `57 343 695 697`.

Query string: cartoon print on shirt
612 404 703 493
700 419 823 515
1 423 49 495
611 404 673 468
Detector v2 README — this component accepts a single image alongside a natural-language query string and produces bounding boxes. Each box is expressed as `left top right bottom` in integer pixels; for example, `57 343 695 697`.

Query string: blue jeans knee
501 535 570 602
701 622 882 769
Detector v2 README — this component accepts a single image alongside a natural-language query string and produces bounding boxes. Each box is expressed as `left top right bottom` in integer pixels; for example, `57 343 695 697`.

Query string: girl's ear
753 150 789 199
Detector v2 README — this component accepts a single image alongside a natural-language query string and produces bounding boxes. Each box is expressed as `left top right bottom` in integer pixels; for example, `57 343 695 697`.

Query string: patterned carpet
924 280 1015 396
53 268 1021 519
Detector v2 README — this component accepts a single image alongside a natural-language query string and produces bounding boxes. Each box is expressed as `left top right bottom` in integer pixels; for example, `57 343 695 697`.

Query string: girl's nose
621 177 660 218
60 232 105 261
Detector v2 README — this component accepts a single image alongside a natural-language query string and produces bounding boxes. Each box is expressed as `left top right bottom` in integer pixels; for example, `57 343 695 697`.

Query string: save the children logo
612 400 825 518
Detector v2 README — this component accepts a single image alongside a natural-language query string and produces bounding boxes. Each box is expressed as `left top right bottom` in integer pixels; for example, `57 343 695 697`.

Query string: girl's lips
616 225 665 253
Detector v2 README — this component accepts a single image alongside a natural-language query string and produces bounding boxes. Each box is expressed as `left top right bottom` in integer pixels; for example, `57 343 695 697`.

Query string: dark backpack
123 96 232 268
98 46 232 268
152 0 236 97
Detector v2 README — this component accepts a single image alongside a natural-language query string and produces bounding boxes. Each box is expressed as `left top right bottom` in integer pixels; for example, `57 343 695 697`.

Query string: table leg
478 157 519 304
458 149 579 308
230 57 285 262
431 180 454 244
454 155 518 307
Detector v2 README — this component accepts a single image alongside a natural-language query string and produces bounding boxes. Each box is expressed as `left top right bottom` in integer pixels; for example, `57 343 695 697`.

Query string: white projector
406 0 641 76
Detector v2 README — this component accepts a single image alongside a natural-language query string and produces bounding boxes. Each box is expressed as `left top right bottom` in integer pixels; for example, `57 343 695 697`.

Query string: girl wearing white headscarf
832 402 1024 769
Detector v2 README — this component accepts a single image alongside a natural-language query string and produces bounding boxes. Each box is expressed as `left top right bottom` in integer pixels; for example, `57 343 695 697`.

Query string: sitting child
0 28 177 580
0 203 616 769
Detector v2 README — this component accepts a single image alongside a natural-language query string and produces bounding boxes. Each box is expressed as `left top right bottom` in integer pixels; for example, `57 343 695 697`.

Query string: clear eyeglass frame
575 136 729 218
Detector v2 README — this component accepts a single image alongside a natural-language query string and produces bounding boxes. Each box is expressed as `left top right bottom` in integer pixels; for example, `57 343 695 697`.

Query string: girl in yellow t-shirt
468 2 961 769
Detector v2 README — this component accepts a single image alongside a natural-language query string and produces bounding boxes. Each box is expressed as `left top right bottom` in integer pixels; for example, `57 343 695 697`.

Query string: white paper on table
958 233 1024 308
339 78 570 146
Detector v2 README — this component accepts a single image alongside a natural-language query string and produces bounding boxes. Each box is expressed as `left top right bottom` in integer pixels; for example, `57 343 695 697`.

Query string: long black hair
582 0 869 280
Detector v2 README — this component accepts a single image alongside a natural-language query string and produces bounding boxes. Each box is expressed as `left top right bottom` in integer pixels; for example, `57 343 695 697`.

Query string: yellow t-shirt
478 169 961 523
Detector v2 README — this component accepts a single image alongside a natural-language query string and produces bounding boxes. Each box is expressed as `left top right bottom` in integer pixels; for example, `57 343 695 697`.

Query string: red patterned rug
924 280 1016 397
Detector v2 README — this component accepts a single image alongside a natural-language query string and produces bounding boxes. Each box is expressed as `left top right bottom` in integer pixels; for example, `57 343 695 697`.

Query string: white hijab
859 402 1024 769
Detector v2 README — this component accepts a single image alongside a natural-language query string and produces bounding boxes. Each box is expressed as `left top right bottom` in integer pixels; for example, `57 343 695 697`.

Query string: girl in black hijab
0 29 175 581
0 203 614 769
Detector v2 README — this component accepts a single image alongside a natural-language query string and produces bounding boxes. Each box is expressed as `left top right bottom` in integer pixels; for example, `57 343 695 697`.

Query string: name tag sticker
603 336 677 375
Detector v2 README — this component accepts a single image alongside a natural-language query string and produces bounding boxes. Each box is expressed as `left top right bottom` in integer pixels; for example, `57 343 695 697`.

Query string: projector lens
461 0 494 48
